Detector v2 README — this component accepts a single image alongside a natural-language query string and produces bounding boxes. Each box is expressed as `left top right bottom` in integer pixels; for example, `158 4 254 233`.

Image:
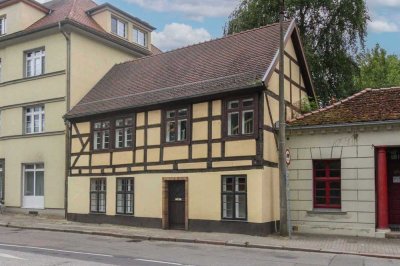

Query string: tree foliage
225 0 369 103
355 44 400 90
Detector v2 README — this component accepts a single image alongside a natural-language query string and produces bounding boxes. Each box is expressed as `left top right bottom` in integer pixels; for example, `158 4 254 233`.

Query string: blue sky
95 0 400 54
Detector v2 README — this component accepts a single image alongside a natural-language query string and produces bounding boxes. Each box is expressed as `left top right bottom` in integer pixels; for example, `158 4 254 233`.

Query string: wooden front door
388 149 400 226
168 181 186 229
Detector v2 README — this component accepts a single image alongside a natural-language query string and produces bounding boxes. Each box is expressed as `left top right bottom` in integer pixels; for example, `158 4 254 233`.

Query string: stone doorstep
386 232 400 239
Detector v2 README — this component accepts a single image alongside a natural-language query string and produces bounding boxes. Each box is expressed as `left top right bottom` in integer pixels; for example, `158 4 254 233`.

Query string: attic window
133 28 146 47
0 17 5 35
111 17 127 38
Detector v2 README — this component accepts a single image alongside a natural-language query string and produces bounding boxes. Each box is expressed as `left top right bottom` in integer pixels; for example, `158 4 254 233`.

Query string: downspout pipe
59 22 71 220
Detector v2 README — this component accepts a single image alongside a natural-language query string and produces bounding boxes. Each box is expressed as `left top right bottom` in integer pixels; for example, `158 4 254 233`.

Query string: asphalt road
0 227 398 266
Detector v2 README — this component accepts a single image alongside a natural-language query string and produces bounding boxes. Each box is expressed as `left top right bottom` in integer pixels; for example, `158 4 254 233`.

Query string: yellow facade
0 1 152 213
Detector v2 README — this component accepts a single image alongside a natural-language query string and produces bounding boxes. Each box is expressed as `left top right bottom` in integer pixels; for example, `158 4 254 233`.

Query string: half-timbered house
64 20 316 235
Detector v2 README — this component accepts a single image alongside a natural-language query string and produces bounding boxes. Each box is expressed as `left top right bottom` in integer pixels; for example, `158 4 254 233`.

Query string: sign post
285 149 292 238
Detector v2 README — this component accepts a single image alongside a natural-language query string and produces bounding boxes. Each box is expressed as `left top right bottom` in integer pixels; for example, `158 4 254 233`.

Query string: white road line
135 258 184 265
0 253 27 260
0 243 113 258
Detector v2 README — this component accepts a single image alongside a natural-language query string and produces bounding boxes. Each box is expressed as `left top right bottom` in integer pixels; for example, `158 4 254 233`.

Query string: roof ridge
288 88 372 123
66 0 78 19
117 20 293 67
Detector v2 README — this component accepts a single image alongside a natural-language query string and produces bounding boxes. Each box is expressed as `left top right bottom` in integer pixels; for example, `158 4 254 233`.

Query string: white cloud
369 20 399 32
369 19 399 32
124 0 239 20
152 23 211 51
367 0 400 7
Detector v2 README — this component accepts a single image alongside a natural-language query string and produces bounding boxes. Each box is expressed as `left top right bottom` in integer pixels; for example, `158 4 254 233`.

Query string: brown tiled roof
151 44 162 55
289 87 400 127
66 21 296 119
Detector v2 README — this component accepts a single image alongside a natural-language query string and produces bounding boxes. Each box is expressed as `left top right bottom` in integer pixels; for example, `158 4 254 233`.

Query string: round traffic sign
285 149 291 165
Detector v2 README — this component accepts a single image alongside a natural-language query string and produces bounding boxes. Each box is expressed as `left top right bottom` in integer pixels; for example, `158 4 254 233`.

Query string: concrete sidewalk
0 213 399 260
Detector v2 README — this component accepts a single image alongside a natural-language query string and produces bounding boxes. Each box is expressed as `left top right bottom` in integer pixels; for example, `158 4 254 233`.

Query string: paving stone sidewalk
0 213 399 259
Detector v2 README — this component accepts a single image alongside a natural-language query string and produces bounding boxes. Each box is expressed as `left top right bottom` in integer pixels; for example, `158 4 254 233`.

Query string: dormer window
111 17 127 38
133 28 146 47
0 16 6 35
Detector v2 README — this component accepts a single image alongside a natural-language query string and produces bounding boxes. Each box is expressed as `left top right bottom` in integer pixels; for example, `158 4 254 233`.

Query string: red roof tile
27 0 103 31
289 87 400 127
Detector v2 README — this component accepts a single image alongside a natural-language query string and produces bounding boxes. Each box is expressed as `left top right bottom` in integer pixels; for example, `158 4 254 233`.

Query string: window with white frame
133 28 146 46
0 17 6 35
165 108 189 143
93 121 110 150
25 49 45 77
25 106 45 134
90 179 106 213
115 118 134 149
23 163 44 197
226 97 255 137
111 17 127 38
0 58 2 82
116 178 134 215
222 175 247 220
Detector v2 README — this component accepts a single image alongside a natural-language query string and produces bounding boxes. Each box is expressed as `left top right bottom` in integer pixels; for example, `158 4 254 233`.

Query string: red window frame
313 160 341 209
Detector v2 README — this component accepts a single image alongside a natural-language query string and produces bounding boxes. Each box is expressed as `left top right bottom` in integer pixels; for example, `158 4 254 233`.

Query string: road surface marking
0 253 26 260
135 258 185 265
0 243 113 258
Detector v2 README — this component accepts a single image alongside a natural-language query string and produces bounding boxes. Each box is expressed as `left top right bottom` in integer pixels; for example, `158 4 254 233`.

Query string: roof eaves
287 119 400 131
86 3 156 30
0 0 51 13
262 19 295 83
287 88 373 124
0 19 152 56
65 82 265 120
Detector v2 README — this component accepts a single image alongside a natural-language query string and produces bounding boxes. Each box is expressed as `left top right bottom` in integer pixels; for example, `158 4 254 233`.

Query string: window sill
223 135 257 141
115 214 135 217
307 210 347 215
221 219 248 222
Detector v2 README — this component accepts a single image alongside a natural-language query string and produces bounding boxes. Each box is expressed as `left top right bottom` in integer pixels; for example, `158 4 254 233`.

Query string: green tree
225 0 369 103
355 44 400 90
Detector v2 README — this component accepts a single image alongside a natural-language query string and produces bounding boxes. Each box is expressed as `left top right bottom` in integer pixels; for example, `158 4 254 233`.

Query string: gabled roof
66 20 314 119
288 87 400 128
0 0 156 56
27 0 102 31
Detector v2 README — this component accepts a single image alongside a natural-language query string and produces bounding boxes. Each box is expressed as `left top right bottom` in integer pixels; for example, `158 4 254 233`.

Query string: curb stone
0 223 399 260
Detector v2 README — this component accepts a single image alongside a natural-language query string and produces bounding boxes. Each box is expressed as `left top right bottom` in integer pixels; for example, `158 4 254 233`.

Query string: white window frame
0 16 6 35
25 105 45 134
23 163 44 197
133 27 146 46
26 49 45 77
112 17 127 38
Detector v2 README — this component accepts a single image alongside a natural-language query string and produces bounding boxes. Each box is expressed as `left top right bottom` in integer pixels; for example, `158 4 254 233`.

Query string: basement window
313 160 341 209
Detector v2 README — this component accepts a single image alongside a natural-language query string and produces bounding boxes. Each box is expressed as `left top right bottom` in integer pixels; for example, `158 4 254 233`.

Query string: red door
388 149 400 226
